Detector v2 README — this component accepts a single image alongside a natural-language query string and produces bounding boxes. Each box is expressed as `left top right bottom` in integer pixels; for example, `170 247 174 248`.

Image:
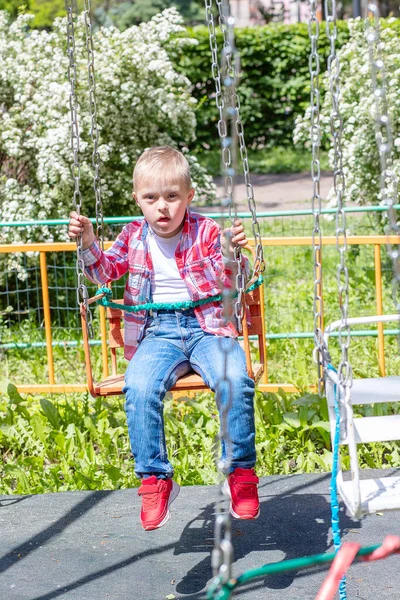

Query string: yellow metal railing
1 235 399 395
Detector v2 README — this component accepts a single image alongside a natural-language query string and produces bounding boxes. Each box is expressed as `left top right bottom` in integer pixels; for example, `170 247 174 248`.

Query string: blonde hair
133 146 192 191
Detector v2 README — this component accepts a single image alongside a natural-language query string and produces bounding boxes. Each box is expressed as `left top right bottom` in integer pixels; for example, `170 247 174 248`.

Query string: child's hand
68 211 95 250
221 219 248 257
230 219 248 248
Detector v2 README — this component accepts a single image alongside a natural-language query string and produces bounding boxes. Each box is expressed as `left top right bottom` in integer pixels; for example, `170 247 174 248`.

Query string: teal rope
94 276 263 313
327 363 347 600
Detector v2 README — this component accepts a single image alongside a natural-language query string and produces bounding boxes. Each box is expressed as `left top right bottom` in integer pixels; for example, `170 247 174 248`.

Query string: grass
1 380 399 495
195 145 331 177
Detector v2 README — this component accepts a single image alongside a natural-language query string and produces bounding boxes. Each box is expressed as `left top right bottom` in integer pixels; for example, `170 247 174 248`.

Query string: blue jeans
122 308 256 480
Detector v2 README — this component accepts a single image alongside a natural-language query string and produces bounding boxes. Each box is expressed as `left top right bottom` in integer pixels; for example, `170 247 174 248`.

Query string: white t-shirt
148 228 191 304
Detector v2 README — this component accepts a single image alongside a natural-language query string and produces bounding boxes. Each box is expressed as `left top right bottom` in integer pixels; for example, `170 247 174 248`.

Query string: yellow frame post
99 305 109 379
315 246 324 388
374 244 385 376
39 251 55 385
260 279 268 384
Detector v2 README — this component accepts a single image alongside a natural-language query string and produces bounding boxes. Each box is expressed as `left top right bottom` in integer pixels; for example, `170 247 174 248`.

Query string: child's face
133 178 195 238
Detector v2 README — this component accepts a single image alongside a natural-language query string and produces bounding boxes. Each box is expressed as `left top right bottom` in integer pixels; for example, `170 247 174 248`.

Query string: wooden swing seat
82 281 266 398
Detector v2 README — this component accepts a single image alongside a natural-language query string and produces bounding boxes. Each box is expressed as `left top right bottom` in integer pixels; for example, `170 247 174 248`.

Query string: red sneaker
137 476 180 531
224 468 260 520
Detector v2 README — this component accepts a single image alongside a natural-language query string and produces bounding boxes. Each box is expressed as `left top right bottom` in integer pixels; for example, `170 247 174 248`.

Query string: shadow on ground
174 485 359 597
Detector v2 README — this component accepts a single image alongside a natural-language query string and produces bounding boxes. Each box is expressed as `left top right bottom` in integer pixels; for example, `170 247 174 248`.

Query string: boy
68 146 259 531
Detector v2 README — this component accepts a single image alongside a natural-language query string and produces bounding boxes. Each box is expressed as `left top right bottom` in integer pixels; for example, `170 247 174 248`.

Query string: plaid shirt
82 209 248 360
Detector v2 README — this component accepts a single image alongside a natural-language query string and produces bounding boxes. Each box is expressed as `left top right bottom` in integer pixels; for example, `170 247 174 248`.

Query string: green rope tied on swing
94 276 263 314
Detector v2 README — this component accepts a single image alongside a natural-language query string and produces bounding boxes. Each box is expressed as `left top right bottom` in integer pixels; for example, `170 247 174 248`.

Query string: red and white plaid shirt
82 209 249 360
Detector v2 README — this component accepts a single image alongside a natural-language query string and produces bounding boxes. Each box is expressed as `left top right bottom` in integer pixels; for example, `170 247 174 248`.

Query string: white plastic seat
345 376 400 405
324 314 400 518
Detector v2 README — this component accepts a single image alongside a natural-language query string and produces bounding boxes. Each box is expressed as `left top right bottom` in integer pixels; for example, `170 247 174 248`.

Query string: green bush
173 22 350 151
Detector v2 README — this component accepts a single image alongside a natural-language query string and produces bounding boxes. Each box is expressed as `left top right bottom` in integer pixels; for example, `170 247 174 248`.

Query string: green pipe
2 329 400 350
266 328 400 339
1 204 400 228
207 544 381 599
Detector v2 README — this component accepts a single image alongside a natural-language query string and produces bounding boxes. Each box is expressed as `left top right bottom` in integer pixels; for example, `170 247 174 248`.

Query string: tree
94 0 205 29
0 0 207 29
0 7 214 271
0 0 66 27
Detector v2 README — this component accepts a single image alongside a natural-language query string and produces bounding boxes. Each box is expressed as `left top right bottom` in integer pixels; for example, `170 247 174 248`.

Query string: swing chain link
365 3 400 314
83 0 104 250
66 0 94 338
216 1 265 281
326 0 352 439
212 325 234 587
205 1 237 593
205 0 245 330
308 0 324 395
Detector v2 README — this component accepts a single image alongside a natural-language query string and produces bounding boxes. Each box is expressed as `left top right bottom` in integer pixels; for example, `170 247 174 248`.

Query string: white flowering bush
0 7 215 258
293 18 400 209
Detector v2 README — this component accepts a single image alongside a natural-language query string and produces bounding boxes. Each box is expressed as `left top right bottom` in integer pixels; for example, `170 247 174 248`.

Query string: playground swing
312 2 400 520
66 1 266 398
206 3 400 599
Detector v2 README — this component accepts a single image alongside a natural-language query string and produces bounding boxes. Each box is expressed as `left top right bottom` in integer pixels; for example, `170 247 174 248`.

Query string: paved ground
210 172 333 212
1 469 399 600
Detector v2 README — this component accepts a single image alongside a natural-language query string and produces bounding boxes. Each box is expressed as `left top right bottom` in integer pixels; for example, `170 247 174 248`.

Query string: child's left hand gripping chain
231 220 248 247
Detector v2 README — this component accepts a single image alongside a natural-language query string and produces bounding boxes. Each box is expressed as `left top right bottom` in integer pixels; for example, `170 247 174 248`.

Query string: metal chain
205 1 236 592
205 0 244 332
66 0 94 338
326 0 352 435
365 3 400 314
83 0 104 250
308 0 324 394
212 332 235 587
216 0 265 280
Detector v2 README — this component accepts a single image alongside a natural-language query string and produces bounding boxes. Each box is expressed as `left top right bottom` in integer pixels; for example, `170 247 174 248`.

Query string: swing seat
324 314 400 518
326 374 400 517
82 279 266 398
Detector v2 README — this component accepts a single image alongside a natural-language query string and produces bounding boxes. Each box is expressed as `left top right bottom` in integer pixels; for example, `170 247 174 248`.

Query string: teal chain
94 277 263 314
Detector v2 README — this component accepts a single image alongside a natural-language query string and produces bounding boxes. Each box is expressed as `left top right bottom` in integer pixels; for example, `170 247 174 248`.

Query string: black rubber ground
1 469 399 600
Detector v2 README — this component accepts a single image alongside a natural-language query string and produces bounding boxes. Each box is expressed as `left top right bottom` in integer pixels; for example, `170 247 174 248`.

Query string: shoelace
141 491 161 509
139 481 167 509
235 482 256 497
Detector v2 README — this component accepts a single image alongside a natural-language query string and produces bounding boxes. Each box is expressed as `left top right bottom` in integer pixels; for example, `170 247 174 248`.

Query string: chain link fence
1 209 400 386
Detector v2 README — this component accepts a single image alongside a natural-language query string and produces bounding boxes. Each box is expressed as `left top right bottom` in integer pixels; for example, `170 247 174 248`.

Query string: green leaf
40 398 60 429
4 464 30 492
54 432 67 453
31 415 49 444
7 383 24 405
310 421 331 432
283 412 300 429
105 465 122 484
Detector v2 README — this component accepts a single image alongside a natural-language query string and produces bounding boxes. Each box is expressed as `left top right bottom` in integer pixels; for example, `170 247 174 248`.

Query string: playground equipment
313 1 400 598
64 0 399 598
316 0 400 524
80 251 266 397
65 0 265 399
205 0 400 598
